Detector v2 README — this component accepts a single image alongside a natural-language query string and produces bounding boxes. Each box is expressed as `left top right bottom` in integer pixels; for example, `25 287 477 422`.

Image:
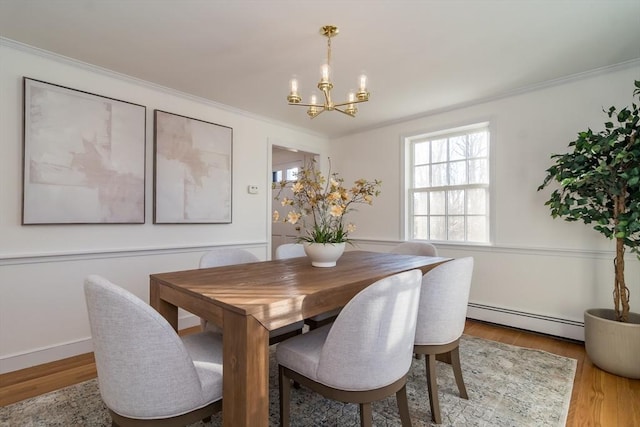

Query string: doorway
271 146 318 258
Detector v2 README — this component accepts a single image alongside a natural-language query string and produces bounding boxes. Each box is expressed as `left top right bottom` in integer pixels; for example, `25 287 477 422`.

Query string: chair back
317 269 422 390
84 275 204 418
415 257 474 345
199 247 259 268
390 241 438 257
275 243 306 259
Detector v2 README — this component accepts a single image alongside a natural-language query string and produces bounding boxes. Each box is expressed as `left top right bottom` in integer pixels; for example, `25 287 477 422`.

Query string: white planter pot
584 308 640 379
302 242 346 268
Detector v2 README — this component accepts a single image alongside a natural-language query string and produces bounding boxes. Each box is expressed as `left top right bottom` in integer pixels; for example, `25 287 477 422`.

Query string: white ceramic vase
302 242 346 267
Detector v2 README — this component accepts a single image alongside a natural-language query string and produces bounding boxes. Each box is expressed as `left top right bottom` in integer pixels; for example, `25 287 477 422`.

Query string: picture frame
22 78 146 224
153 110 232 223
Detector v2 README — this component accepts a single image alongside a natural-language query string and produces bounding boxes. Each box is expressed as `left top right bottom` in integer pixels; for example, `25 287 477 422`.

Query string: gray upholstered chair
390 241 440 360
390 241 438 257
200 247 303 345
274 242 306 259
274 243 341 329
277 269 423 427
413 257 474 424
199 247 260 268
84 275 223 427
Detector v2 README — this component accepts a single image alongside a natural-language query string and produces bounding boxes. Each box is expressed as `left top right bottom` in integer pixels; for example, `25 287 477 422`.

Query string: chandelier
287 25 370 118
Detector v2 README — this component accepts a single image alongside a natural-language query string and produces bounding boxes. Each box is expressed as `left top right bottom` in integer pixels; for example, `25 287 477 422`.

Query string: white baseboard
0 314 201 374
467 302 584 341
0 338 94 375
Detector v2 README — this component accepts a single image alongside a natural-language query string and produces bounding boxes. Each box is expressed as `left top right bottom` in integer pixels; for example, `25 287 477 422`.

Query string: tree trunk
613 192 630 322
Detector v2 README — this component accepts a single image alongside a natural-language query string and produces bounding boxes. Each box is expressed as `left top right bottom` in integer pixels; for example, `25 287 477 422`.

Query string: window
405 123 490 243
272 165 299 183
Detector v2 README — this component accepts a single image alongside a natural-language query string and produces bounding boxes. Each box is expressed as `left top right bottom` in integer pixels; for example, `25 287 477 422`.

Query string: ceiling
1 0 639 138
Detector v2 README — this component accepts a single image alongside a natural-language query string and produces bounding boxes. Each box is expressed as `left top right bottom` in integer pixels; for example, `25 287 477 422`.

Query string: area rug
0 335 576 427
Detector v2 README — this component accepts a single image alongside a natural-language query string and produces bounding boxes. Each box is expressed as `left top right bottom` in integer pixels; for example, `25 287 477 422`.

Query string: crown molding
0 37 326 140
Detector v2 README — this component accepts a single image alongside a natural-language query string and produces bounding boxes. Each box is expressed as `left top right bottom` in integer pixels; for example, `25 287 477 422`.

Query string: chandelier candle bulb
307 94 320 117
346 91 357 116
287 78 301 103
321 64 330 83
359 74 367 91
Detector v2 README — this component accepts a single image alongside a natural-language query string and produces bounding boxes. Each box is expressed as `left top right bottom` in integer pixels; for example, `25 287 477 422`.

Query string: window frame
272 161 302 184
402 121 493 245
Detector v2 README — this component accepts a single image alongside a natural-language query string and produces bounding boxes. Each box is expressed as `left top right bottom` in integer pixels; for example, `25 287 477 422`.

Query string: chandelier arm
333 99 369 108
321 87 333 109
289 102 325 108
309 108 327 119
333 107 356 118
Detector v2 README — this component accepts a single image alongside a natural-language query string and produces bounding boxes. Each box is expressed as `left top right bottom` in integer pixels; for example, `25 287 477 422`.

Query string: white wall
0 40 328 373
330 63 640 340
2 39 638 374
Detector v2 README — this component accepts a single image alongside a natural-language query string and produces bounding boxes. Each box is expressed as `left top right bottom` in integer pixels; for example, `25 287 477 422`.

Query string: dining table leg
149 278 178 330
222 309 270 427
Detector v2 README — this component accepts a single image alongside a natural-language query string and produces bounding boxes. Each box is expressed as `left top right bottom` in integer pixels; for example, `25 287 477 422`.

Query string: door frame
267 138 324 259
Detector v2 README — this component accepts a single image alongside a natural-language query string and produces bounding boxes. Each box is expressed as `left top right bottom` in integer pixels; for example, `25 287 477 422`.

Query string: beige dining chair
390 241 438 257
413 257 474 424
277 269 423 427
200 247 304 345
274 243 341 329
84 275 223 427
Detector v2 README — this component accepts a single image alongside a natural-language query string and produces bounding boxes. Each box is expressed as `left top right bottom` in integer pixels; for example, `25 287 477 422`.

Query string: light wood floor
1 320 639 426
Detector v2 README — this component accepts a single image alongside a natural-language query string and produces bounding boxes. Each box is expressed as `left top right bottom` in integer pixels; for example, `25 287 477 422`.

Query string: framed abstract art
22 78 146 224
153 110 232 223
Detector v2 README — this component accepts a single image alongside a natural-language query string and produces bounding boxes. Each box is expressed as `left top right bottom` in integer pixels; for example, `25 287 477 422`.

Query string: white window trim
399 119 496 246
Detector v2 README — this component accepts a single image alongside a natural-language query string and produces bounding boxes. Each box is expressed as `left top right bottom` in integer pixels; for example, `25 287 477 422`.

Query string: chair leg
279 365 291 427
425 353 442 424
450 346 468 399
396 384 412 427
359 402 373 427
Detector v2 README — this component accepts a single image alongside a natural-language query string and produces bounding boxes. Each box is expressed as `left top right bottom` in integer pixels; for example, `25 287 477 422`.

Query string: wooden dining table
149 250 449 427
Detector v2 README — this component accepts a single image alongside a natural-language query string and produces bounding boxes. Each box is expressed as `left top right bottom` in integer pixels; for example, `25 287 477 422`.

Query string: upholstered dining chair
413 257 474 424
277 269 423 427
274 242 306 259
200 247 304 345
390 241 440 359
84 275 223 427
199 247 260 268
274 243 341 329
390 241 439 257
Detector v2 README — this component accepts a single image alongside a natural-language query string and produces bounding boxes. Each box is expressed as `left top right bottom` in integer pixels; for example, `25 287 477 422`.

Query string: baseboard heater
467 302 585 342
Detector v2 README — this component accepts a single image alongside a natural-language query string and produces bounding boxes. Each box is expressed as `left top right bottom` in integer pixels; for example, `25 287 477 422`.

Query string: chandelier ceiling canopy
287 25 370 119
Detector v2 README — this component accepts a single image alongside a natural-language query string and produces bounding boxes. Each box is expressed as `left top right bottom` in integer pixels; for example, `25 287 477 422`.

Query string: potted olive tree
538 80 640 379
